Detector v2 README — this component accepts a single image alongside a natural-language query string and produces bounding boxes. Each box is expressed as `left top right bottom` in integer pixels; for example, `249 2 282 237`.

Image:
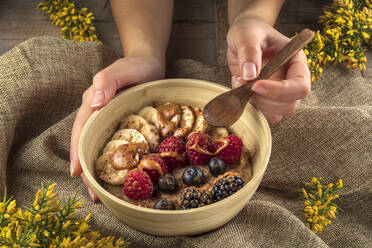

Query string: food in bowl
95 102 253 210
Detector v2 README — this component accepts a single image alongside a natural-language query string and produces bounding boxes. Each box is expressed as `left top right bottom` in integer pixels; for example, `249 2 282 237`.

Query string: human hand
226 17 311 123
70 55 164 202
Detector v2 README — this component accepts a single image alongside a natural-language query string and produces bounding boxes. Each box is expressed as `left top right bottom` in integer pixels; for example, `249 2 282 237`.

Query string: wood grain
0 0 370 79
0 0 217 65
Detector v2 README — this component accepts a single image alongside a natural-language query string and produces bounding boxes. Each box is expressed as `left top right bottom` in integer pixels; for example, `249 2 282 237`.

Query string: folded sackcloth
0 36 371 248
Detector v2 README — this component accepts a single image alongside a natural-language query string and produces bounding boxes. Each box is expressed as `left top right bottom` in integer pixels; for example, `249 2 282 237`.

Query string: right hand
70 55 165 202
226 17 310 123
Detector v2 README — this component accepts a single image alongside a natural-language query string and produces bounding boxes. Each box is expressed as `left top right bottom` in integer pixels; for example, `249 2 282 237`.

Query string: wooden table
0 0 370 79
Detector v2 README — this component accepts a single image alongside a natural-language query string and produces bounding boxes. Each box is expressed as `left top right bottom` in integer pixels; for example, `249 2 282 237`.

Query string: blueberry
208 157 226 177
158 174 177 193
154 199 175 210
182 167 206 187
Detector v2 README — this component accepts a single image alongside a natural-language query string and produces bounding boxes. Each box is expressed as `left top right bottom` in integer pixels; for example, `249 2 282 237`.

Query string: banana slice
174 104 195 138
191 108 209 134
170 113 181 127
208 126 229 140
103 140 129 154
139 104 182 138
138 106 162 129
119 115 159 152
95 152 129 185
112 128 148 144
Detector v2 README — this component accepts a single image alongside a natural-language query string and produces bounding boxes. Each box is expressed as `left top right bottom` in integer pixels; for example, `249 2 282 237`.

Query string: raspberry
186 132 214 165
214 134 243 165
157 136 186 169
138 154 168 183
123 169 153 200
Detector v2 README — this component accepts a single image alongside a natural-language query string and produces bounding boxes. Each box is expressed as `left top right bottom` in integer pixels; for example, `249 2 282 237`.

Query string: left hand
226 17 311 123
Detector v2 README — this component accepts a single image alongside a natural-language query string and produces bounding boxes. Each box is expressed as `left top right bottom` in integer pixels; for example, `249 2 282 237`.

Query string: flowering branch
302 177 344 233
304 0 371 82
0 183 128 247
37 0 100 42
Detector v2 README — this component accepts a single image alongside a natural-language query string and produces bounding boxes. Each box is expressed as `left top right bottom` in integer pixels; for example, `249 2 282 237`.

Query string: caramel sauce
159 151 186 161
189 136 230 155
213 138 230 154
156 103 181 137
110 143 148 170
173 104 194 138
137 158 164 175
189 135 214 155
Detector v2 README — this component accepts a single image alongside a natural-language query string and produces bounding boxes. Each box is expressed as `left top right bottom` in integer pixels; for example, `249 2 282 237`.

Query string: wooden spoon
203 28 314 127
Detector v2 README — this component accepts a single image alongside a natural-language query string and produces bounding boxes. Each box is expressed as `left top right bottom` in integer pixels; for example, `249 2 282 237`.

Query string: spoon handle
256 28 314 81
236 28 314 100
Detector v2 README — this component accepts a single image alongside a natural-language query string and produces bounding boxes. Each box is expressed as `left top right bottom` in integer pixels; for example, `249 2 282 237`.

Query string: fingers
237 35 263 81
70 87 95 177
81 172 100 202
91 56 163 110
91 63 122 109
262 111 283 123
251 78 310 102
250 94 301 115
251 51 311 102
286 50 311 86
231 75 244 89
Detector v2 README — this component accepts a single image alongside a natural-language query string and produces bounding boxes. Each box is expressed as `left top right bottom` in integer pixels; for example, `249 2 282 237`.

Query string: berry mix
95 103 252 210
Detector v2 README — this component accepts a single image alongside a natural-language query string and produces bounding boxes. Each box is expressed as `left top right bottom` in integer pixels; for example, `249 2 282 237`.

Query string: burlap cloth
0 37 371 247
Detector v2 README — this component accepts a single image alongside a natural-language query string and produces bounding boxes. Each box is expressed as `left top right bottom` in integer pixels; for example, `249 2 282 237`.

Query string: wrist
228 0 284 27
125 46 166 72
232 10 275 27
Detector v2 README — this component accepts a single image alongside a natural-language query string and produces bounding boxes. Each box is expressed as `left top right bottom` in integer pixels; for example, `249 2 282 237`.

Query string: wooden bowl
79 79 271 236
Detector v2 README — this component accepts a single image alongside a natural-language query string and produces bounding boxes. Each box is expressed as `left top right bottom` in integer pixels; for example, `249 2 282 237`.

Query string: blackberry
154 199 175 210
158 174 177 193
182 167 206 187
181 187 213 210
210 173 245 202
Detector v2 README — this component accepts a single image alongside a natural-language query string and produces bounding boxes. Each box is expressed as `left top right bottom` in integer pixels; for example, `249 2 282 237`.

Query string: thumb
90 59 139 109
237 36 263 81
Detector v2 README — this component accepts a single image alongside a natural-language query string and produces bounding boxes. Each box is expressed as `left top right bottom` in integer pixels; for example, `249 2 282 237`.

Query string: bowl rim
79 78 272 214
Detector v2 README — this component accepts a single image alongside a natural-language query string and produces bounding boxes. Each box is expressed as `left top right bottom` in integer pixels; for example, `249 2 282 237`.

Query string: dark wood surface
0 0 370 79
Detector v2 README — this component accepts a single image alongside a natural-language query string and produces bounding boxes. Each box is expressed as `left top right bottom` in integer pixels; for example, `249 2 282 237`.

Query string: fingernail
232 75 238 84
70 162 74 177
91 90 104 108
88 187 96 201
242 62 257 80
252 84 267 95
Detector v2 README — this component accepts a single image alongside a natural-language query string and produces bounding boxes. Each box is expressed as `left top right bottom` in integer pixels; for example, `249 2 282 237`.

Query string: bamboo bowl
79 78 271 236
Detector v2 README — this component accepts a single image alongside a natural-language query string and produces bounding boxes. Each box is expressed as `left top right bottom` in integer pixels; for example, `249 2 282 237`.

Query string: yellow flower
302 177 344 234
34 213 42 221
85 213 92 222
302 188 309 198
0 202 5 213
37 0 99 42
335 17 346 24
6 228 12 241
